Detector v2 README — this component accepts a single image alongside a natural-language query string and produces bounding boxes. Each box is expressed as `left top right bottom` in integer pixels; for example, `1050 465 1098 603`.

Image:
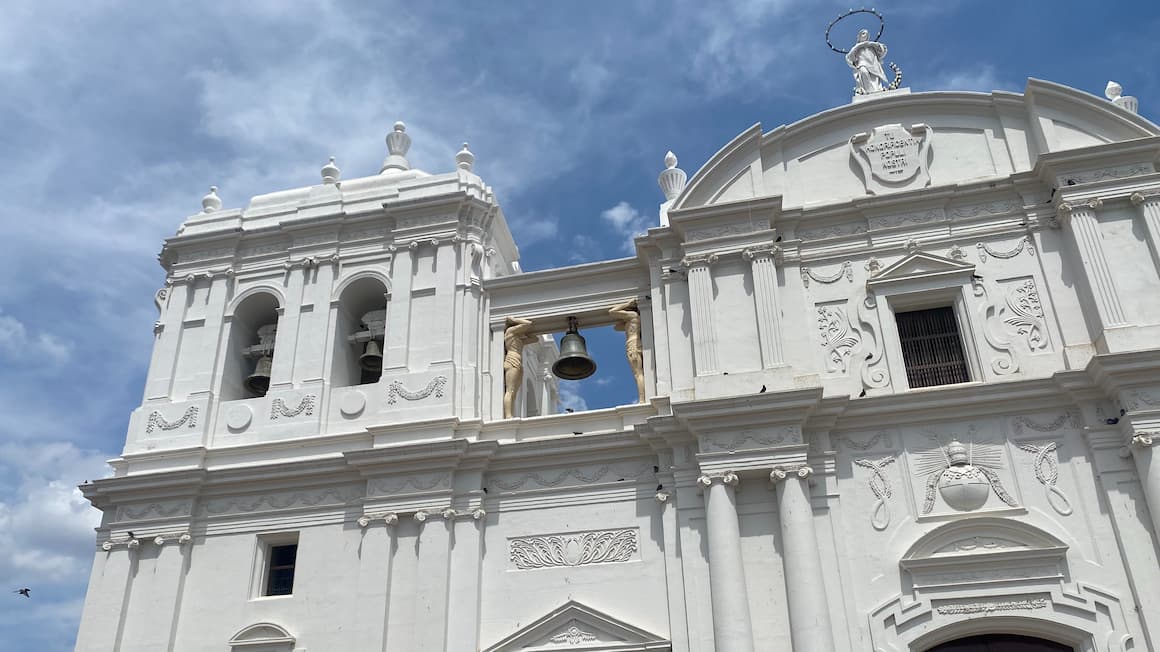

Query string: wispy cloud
600 202 651 255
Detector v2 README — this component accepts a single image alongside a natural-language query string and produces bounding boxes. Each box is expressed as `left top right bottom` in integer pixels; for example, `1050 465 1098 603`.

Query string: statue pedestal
852 86 911 104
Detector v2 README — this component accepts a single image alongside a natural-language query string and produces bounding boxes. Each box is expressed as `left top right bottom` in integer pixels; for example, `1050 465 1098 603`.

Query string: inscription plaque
850 123 932 195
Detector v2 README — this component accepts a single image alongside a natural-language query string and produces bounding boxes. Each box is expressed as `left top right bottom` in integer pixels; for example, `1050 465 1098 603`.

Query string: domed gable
674 78 1160 212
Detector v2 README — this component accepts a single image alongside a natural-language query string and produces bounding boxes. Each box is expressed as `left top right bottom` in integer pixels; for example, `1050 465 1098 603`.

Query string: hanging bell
245 354 273 396
552 316 597 380
359 340 384 373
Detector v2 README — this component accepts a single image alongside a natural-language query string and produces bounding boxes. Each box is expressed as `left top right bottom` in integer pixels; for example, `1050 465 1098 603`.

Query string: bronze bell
359 340 384 373
552 316 597 380
245 354 273 396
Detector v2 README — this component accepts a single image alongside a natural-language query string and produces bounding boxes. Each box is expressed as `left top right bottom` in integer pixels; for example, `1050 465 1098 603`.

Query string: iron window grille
895 306 970 388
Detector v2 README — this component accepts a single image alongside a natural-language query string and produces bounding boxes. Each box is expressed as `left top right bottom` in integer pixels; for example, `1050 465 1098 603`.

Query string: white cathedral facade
75 70 1160 652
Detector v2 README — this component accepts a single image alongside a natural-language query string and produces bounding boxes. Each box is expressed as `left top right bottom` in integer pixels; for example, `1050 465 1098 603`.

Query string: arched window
926 634 1073 651
222 292 281 401
333 276 388 387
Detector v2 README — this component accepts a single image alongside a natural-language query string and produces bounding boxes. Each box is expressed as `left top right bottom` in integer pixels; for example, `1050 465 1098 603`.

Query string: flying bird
14 588 30 597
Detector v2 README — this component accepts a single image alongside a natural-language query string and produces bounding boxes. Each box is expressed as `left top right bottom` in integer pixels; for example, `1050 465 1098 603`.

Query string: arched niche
331 274 389 388
228 622 295 651
222 291 281 401
914 619 1086 651
869 517 1131 652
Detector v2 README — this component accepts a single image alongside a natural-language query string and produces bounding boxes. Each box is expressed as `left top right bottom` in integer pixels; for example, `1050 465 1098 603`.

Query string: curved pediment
228 622 295 647
673 79 1160 213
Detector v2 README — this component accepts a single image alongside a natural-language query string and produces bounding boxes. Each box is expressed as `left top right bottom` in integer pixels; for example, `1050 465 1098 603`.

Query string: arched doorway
926 634 1073 651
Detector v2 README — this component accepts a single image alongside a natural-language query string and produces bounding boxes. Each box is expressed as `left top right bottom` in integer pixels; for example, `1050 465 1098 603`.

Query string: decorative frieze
368 472 452 496
198 485 363 516
701 426 799 453
935 597 1048 615
116 500 193 522
800 261 853 287
509 529 639 570
270 394 315 419
145 406 199 434
976 235 1035 263
386 375 447 404
489 462 653 492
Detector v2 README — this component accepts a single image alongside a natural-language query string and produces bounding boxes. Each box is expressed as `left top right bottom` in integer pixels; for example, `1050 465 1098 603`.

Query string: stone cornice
671 387 824 436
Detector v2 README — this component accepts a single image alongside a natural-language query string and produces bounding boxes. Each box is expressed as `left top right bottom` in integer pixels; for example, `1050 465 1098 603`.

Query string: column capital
697 471 739 488
770 465 813 482
682 253 719 269
1132 431 1159 448
742 244 781 262
1131 191 1160 206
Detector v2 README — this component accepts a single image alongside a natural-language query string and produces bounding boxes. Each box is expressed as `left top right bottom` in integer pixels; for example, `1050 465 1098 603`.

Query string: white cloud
930 65 1016 93
600 202 651 255
0 442 108 584
0 310 72 365
557 381 590 413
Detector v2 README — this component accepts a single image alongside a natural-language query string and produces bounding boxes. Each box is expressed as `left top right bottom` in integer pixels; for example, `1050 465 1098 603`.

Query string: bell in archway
245 354 273 396
359 340 384 373
552 316 597 380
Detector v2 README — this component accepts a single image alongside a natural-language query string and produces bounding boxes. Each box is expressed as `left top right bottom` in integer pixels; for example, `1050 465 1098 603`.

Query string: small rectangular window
896 306 970 388
264 543 298 596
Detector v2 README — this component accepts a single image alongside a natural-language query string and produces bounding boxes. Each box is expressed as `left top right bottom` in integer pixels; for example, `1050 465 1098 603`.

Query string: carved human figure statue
502 316 535 418
846 28 888 94
609 299 646 403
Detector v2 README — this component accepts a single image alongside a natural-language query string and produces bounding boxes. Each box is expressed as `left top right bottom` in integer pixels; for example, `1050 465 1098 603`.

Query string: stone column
770 466 835 651
684 254 720 375
1129 432 1160 541
696 472 754 652
1059 199 1127 328
1131 192 1160 276
445 509 487 651
743 245 784 368
413 509 453 652
355 513 398 650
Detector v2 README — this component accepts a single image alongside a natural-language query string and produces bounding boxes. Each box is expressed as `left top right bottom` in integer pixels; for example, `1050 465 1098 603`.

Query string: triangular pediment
867 250 975 289
484 600 670 652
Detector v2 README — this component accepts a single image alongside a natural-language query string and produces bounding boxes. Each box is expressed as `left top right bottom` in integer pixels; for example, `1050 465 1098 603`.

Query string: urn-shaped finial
380 121 412 173
1105 80 1123 100
1105 80 1139 114
658 151 687 201
321 156 341 184
201 186 222 213
456 142 475 171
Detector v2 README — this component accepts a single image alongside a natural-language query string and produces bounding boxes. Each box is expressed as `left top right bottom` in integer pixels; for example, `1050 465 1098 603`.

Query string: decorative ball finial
321 156 341 184
201 186 222 213
456 142 475 171
1105 80 1123 100
658 151 687 201
381 120 413 173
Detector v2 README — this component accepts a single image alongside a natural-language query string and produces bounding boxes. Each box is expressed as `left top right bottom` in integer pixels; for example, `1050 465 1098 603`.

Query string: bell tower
126 124 530 464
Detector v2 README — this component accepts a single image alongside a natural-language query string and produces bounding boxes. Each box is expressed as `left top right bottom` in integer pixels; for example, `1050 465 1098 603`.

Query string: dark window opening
925 633 1073 651
896 306 970 388
265 543 297 596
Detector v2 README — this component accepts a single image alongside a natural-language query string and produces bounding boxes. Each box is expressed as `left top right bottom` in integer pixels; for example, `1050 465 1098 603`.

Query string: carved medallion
849 123 932 195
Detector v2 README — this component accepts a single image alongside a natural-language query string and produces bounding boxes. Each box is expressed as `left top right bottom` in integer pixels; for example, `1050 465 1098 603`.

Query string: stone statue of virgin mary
846 29 888 94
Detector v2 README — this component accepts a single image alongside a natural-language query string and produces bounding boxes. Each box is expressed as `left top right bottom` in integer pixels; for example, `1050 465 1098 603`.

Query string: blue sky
2 1 1159 648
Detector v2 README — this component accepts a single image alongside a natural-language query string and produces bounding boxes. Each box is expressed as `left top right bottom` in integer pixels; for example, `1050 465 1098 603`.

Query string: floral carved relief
972 278 1019 376
509 529 639 570
817 302 860 373
1000 277 1051 353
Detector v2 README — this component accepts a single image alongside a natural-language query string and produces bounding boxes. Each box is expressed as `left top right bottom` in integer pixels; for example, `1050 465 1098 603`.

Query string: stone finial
658 151 687 201
380 121 412 173
321 156 341 184
1105 80 1139 114
201 186 222 213
456 142 475 171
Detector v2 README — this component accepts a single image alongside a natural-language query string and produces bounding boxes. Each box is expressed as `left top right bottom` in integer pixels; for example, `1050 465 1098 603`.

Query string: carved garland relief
387 375 447 405
145 406 199 434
